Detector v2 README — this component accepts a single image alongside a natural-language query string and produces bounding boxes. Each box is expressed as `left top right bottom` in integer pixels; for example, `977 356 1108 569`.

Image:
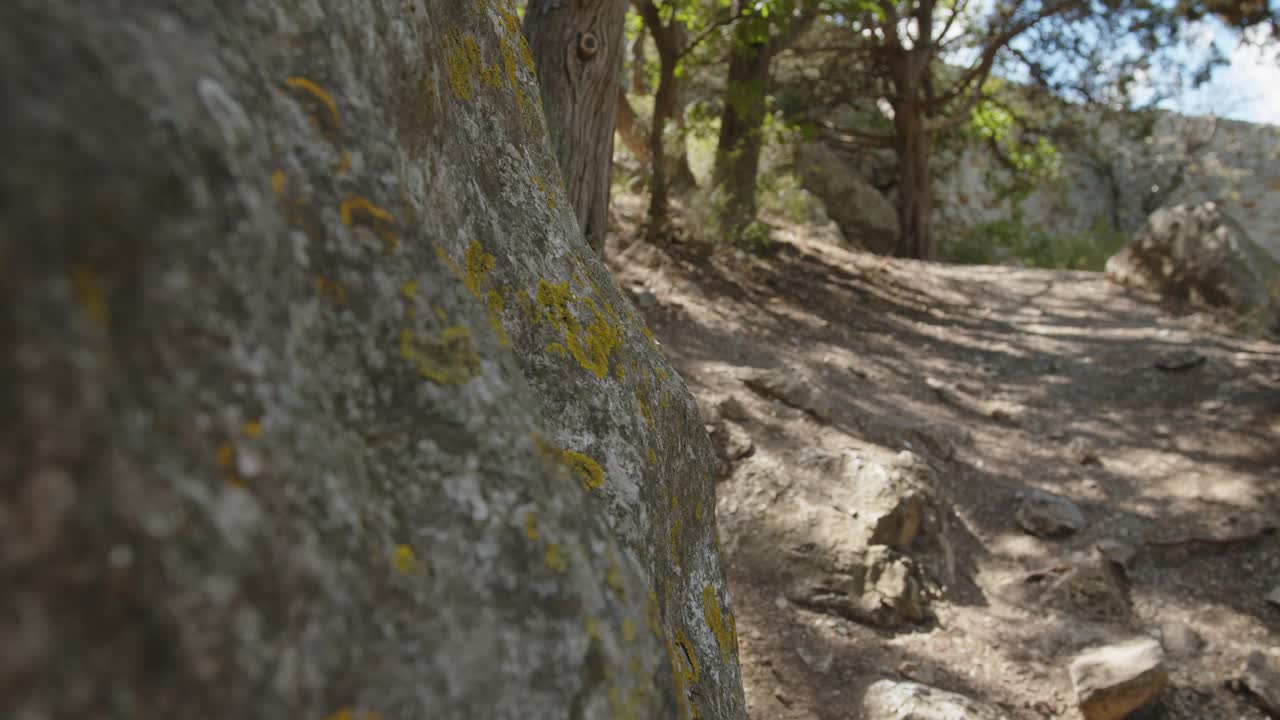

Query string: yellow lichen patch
271 170 288 197
339 194 398 250
702 585 737 658
486 289 510 346
524 512 538 541
634 383 654 426
70 266 108 326
399 325 482 385
463 240 495 297
544 542 568 574
445 33 480 100
284 76 341 134
615 363 626 381
562 450 605 491
622 617 637 643
334 150 352 175
400 279 419 300
536 278 622 379
545 342 567 358
478 57 505 90
215 441 235 469
500 39 519 89
314 276 347 304
242 420 263 438
584 615 601 640
531 175 556 209
647 448 657 466
694 502 703 521
673 628 700 683
665 638 691 720
393 544 420 575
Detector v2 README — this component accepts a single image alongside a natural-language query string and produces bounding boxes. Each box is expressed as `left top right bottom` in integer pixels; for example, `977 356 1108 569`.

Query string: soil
607 199 1280 720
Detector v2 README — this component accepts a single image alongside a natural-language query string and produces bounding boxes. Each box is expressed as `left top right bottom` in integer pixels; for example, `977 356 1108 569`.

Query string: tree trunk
525 0 631 255
645 53 679 240
616 90 651 164
713 39 772 243
887 44 936 260
635 1 687 241
892 102 934 259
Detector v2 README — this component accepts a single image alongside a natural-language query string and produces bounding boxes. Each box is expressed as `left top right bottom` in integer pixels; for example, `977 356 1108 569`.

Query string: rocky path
608 229 1280 719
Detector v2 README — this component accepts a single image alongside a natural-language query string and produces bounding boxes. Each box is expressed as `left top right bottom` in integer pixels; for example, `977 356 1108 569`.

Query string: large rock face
1105 202 1280 331
0 1 743 719
795 143 900 255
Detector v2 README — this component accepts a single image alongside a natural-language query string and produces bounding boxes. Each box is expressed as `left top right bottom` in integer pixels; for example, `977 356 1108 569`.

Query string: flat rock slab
862 679 1010 719
1070 637 1168 720
741 368 837 421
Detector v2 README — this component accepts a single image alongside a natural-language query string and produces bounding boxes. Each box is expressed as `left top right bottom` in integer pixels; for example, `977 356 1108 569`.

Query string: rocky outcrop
795 143 900 254
1106 202 1280 331
0 1 742 719
727 449 938 627
931 113 1280 263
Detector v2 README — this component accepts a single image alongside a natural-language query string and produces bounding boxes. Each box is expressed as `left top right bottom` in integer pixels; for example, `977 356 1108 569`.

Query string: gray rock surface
1069 637 1168 720
1241 651 1280 717
1016 489 1086 538
862 679 1010 719
0 1 743 718
742 367 837 422
1106 202 1280 331
1157 622 1204 657
795 143 901 255
735 449 936 627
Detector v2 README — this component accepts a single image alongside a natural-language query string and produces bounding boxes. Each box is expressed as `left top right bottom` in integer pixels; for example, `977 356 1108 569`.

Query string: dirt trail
608 220 1280 719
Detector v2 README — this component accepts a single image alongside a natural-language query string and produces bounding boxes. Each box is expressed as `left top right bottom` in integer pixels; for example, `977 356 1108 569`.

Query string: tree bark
892 100 934 259
712 10 814 244
525 0 631 255
635 0 687 241
883 1 937 260
713 38 773 243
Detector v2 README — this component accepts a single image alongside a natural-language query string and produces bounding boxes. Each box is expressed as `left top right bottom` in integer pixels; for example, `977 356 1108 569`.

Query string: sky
1168 22 1280 126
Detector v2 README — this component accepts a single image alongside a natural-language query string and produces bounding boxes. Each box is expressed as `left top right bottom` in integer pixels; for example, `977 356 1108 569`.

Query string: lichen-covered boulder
0 1 743 719
1106 202 1280 332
